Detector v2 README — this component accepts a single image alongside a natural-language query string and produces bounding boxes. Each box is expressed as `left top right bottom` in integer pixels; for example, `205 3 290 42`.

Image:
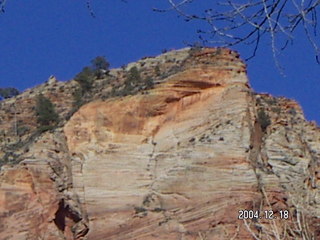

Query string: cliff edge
0 48 319 239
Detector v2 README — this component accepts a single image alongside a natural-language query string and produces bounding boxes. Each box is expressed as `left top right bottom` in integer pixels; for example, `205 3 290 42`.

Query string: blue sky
0 1 319 123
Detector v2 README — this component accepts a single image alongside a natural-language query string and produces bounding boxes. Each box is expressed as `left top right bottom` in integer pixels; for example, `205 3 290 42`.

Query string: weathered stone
0 48 319 239
47 75 58 85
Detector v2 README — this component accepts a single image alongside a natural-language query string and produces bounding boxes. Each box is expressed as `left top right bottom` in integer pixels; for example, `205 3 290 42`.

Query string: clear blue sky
0 1 319 124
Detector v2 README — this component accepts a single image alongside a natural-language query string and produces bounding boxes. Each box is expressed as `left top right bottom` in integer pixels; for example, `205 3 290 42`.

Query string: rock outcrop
0 48 319 239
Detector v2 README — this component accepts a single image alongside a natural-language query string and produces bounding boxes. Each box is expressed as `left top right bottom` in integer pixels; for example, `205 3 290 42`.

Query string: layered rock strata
64 48 320 239
0 48 319 239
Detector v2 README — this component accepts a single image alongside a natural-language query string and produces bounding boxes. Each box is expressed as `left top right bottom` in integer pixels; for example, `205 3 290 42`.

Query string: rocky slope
0 48 319 239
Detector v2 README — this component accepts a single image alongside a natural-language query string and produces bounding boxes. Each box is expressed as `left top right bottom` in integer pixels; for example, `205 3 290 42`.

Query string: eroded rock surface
64 48 320 239
1 48 319 239
0 130 88 240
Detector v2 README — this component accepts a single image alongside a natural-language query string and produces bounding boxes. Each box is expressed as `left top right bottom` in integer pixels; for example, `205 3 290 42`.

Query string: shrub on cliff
154 65 161 76
120 66 142 96
72 87 84 107
35 94 59 130
257 109 271 132
127 66 141 84
74 66 94 93
74 56 110 93
91 56 110 79
0 87 20 99
145 76 154 89
67 88 85 120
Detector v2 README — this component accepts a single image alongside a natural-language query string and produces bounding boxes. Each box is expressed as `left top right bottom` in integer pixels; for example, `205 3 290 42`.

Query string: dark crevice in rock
54 199 66 232
173 80 221 89
53 198 89 239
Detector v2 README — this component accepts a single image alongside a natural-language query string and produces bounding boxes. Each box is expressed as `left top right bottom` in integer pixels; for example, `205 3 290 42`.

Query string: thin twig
160 0 320 70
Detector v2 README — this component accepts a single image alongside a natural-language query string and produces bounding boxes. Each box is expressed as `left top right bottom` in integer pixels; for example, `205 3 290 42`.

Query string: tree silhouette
91 56 110 79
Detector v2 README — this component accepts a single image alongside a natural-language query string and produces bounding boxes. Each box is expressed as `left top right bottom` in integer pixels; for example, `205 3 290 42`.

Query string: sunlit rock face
65 48 320 239
1 48 319 240
0 130 89 240
0 166 60 240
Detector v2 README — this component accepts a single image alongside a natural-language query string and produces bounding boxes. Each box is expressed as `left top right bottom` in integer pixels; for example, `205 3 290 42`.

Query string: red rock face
0 128 89 240
1 48 319 239
0 166 61 240
63 48 263 239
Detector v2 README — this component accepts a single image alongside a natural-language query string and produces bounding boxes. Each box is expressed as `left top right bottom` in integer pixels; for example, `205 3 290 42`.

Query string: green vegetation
17 125 29 137
73 56 110 100
189 45 203 56
35 94 59 131
72 88 84 108
67 88 85 120
0 151 20 168
126 66 141 83
74 66 95 93
74 56 110 93
257 109 271 132
265 97 277 105
72 67 94 115
0 125 48 167
0 87 20 99
91 56 110 79
145 76 154 89
271 107 281 114
67 56 110 119
109 66 156 97
288 108 297 116
121 66 142 95
154 65 161 76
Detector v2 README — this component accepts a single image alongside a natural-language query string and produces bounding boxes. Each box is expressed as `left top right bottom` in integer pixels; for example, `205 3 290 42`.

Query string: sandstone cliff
0 48 319 239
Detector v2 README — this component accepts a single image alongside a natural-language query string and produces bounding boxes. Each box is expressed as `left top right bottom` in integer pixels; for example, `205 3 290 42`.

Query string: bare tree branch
156 0 320 67
0 0 6 13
